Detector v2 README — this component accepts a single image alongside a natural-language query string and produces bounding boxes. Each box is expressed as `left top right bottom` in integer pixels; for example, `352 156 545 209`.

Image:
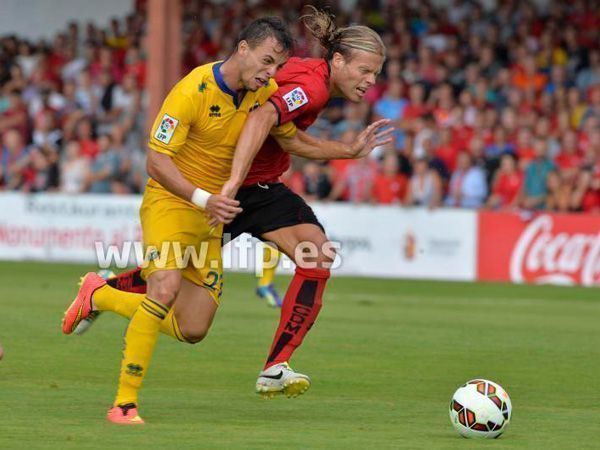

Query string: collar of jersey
213 61 244 107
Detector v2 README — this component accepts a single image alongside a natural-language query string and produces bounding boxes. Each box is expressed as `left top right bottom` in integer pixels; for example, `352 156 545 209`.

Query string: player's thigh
175 233 223 341
146 269 182 306
261 223 334 266
140 186 224 292
180 232 223 303
173 277 218 343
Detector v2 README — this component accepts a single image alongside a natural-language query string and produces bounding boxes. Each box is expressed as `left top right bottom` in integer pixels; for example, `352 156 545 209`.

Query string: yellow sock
258 247 279 287
93 285 143 318
162 308 189 343
93 285 186 342
114 297 169 407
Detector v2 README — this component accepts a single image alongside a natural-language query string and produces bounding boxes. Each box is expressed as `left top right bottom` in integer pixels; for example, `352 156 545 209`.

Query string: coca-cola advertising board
478 211 600 286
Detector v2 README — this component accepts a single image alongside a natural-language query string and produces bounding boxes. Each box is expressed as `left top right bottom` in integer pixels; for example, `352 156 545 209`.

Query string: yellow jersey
147 61 290 193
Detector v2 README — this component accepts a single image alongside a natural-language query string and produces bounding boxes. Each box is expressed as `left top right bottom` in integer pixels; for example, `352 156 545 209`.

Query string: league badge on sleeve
154 114 179 144
283 87 308 112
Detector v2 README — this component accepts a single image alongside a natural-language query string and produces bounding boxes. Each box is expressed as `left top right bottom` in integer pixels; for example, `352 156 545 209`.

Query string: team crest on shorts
283 87 308 112
154 114 179 144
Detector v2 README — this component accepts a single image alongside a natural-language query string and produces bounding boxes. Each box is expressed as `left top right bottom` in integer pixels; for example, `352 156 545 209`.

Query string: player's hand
350 119 395 158
206 194 242 225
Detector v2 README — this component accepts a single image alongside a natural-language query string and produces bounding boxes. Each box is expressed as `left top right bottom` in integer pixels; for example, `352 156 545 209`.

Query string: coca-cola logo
509 215 600 285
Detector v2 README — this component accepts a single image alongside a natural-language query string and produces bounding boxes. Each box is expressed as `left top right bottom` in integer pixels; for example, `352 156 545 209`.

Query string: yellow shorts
140 185 223 303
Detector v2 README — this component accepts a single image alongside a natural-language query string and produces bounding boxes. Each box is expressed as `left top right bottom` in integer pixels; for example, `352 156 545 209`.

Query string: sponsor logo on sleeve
282 87 308 112
154 114 179 144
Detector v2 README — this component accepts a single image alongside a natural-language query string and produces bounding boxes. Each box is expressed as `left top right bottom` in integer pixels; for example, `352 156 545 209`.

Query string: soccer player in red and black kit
72 8 388 398
218 8 387 396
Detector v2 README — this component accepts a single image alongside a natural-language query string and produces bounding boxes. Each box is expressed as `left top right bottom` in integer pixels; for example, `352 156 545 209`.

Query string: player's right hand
350 119 395 158
206 194 242 225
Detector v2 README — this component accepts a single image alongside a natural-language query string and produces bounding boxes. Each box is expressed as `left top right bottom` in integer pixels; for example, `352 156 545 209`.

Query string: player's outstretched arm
147 150 242 223
275 119 394 160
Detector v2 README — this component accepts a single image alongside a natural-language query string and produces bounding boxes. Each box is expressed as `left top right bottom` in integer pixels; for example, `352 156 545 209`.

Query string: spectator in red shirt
327 129 360 200
371 154 408 204
329 157 377 204
75 117 98 160
90 46 123 84
486 153 523 209
431 83 455 127
579 173 600 213
123 46 146 88
434 126 460 172
402 83 428 128
449 107 474 151
515 127 536 169
0 90 30 143
554 130 583 180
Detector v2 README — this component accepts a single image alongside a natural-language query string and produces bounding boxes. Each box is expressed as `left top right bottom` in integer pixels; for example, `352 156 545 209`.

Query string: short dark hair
236 17 294 53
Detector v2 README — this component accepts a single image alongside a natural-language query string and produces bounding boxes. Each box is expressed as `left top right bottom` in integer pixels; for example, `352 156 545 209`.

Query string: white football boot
73 310 101 335
256 362 311 399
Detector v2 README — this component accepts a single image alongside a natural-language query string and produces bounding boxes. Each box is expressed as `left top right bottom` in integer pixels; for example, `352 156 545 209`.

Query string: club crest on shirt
283 87 308 112
154 114 179 144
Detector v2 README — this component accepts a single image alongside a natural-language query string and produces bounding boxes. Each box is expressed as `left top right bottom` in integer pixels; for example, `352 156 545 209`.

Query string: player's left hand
208 180 242 226
206 194 242 226
350 119 395 158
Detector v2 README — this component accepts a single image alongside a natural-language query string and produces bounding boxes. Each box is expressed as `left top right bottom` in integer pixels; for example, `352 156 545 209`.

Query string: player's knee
152 283 180 306
317 245 336 265
295 238 336 269
180 324 210 344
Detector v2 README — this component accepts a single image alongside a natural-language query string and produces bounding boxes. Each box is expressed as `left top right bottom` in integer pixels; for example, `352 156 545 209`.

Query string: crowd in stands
1 0 600 213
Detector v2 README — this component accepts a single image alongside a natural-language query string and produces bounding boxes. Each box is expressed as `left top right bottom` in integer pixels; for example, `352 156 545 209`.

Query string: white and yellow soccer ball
449 379 512 439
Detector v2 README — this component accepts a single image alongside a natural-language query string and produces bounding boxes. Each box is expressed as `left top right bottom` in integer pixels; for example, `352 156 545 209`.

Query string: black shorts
224 183 324 241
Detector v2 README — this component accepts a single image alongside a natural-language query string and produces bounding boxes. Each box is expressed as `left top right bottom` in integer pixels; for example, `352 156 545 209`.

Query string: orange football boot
107 404 145 425
62 272 106 334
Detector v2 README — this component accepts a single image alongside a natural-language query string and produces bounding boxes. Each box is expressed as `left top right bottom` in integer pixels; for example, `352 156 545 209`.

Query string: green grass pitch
0 261 599 449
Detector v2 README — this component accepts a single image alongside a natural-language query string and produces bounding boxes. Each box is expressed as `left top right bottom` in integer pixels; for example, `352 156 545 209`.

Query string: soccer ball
97 269 116 280
449 379 512 439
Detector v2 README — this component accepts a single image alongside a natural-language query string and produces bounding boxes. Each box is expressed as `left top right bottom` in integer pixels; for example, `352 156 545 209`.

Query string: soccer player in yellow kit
63 17 294 424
